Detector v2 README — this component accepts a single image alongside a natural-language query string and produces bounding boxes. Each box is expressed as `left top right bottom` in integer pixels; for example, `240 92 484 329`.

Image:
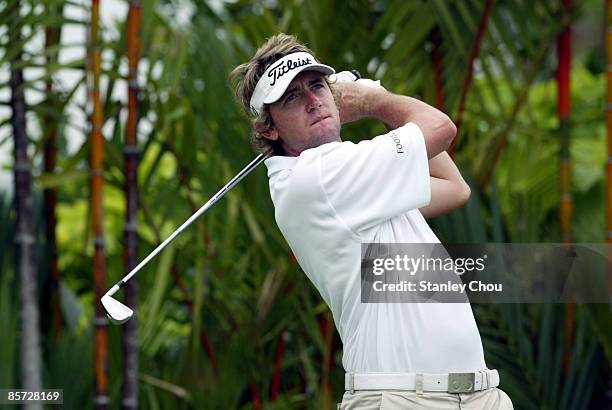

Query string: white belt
344 369 499 394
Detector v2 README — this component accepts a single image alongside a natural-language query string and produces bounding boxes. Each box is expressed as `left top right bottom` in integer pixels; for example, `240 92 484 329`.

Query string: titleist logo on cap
248 52 334 116
268 56 312 86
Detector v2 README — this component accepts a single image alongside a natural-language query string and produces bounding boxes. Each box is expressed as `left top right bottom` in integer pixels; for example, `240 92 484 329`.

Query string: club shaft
107 152 269 297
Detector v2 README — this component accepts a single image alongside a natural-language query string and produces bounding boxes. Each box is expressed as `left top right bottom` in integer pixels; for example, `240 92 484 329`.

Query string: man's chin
312 122 340 141
304 132 341 150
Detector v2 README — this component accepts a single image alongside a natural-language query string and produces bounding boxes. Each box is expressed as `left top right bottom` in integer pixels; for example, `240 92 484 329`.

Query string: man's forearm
419 151 471 218
334 82 456 158
368 91 458 159
428 151 465 182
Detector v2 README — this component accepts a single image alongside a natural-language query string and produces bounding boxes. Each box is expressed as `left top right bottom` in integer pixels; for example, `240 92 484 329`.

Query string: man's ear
254 121 279 141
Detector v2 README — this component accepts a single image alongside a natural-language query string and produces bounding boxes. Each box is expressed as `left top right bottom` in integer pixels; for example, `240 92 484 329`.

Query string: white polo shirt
265 122 487 373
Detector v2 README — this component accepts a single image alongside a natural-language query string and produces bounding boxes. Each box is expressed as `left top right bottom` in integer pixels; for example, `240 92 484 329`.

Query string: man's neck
281 136 343 157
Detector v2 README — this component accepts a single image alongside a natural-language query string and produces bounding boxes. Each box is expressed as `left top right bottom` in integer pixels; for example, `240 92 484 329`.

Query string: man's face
262 71 341 156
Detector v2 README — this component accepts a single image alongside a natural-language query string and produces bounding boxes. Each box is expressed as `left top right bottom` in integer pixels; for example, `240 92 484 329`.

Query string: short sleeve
320 122 431 234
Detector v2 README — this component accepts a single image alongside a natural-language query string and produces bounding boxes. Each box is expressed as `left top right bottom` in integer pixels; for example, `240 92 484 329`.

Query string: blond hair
229 33 320 155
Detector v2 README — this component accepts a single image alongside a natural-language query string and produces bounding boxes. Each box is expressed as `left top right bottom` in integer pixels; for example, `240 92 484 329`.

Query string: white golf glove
330 70 384 89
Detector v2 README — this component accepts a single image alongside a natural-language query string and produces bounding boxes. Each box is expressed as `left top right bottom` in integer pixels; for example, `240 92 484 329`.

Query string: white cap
249 52 335 116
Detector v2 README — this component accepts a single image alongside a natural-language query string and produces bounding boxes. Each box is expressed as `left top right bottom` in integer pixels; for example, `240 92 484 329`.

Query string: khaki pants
338 388 513 410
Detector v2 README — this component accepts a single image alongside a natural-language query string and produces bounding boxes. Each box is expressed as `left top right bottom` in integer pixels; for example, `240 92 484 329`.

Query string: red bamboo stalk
122 1 142 409
432 27 445 111
557 0 574 377
449 0 494 156
44 3 63 342
199 328 217 372
319 313 334 410
249 383 262 410
270 329 286 401
90 0 109 408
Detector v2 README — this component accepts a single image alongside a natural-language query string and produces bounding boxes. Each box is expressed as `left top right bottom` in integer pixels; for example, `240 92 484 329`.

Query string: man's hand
332 79 385 125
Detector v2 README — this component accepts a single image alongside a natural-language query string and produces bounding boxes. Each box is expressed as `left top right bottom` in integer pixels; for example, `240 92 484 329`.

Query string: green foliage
0 0 609 409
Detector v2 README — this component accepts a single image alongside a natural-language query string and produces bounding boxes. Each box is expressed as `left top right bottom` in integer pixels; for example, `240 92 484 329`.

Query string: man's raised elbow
440 115 457 149
424 115 458 158
429 115 456 153
458 182 471 205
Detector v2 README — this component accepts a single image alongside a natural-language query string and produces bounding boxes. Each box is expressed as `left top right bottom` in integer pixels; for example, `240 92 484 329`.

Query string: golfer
230 33 513 410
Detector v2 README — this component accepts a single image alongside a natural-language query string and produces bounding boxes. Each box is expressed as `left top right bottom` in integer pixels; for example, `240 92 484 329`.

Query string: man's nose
305 91 321 111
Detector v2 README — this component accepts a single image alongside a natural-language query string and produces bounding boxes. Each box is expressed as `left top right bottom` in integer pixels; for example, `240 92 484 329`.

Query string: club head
101 294 133 325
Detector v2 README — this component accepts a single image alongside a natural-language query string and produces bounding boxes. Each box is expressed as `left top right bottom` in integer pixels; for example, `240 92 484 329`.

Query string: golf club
101 151 270 324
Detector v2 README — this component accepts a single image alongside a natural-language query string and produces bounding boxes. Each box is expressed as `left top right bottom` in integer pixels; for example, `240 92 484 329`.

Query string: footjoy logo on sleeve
389 132 404 154
268 56 312 86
